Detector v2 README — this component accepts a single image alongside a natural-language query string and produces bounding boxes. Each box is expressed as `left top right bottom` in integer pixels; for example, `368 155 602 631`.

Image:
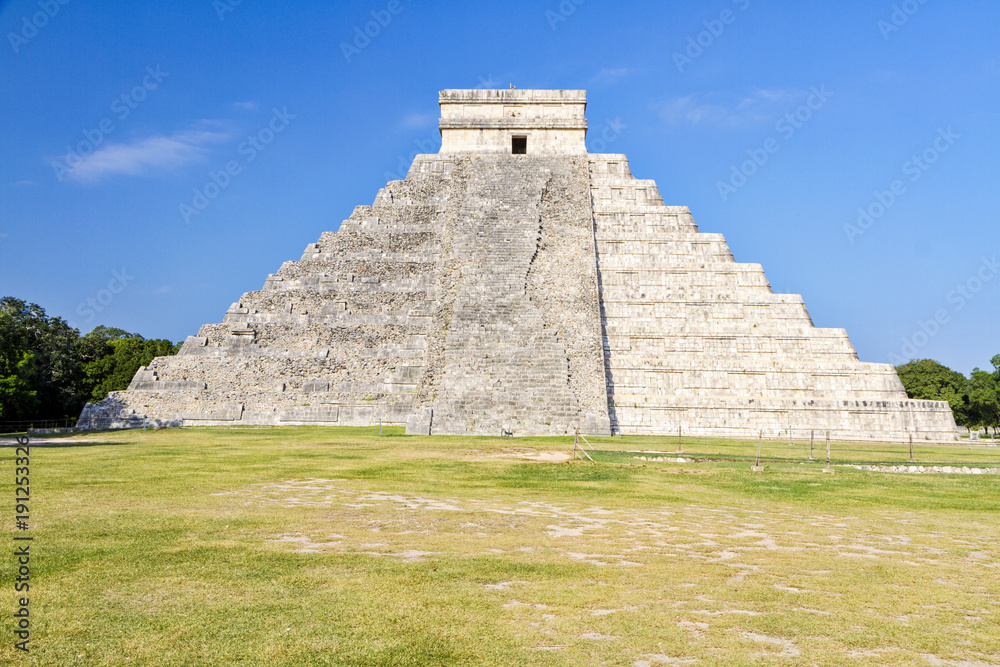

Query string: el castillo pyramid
79 89 958 440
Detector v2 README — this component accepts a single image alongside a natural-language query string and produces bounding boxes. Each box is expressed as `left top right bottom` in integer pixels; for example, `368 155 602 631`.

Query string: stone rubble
842 464 998 474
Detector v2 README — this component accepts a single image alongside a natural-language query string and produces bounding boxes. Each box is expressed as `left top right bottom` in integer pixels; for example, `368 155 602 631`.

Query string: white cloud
62 127 230 183
475 74 502 89
401 113 437 129
233 101 259 111
653 89 803 128
590 67 631 86
152 285 173 295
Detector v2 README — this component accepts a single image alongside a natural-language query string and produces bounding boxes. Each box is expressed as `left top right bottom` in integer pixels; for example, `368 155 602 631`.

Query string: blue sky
1 0 997 374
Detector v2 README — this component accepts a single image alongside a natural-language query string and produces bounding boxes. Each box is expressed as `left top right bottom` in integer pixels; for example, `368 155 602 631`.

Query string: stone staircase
588 154 957 440
423 156 607 435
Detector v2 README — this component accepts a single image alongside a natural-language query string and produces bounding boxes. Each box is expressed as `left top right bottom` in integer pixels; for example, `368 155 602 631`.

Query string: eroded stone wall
79 153 611 436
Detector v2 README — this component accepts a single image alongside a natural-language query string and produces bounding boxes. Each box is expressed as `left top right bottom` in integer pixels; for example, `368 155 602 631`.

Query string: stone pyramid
79 89 958 440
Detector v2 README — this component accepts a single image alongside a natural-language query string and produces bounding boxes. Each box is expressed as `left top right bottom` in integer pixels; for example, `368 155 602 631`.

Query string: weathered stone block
406 408 434 435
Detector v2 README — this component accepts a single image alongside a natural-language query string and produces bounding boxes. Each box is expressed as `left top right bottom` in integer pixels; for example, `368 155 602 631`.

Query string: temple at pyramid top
438 89 588 154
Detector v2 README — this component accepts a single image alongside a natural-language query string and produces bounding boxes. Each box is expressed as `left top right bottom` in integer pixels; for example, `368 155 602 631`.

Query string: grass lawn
2 427 999 666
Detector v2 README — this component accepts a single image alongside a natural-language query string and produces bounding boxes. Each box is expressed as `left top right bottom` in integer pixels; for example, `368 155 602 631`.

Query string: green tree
895 358 972 427
1 297 182 420
0 297 83 419
0 346 38 419
82 336 179 403
968 368 1000 438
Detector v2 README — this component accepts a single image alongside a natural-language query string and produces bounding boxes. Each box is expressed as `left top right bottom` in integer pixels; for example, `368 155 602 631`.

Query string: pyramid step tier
611 395 957 442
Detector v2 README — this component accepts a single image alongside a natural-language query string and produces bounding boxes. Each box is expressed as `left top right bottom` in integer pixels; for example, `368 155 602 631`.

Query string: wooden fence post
823 431 833 473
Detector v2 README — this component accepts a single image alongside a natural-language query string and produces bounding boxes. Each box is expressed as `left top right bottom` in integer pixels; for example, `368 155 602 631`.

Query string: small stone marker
752 430 764 471
822 430 834 473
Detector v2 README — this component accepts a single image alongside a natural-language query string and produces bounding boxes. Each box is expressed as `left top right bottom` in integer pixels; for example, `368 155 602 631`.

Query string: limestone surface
78 89 958 441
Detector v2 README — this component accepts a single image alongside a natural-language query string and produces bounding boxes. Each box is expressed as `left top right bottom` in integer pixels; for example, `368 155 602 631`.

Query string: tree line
0 297 179 423
896 356 1000 436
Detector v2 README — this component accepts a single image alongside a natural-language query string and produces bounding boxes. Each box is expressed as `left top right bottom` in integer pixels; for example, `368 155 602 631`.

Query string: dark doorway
512 136 527 154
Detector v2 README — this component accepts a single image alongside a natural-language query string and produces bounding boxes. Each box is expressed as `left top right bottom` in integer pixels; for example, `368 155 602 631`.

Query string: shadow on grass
0 438 134 448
